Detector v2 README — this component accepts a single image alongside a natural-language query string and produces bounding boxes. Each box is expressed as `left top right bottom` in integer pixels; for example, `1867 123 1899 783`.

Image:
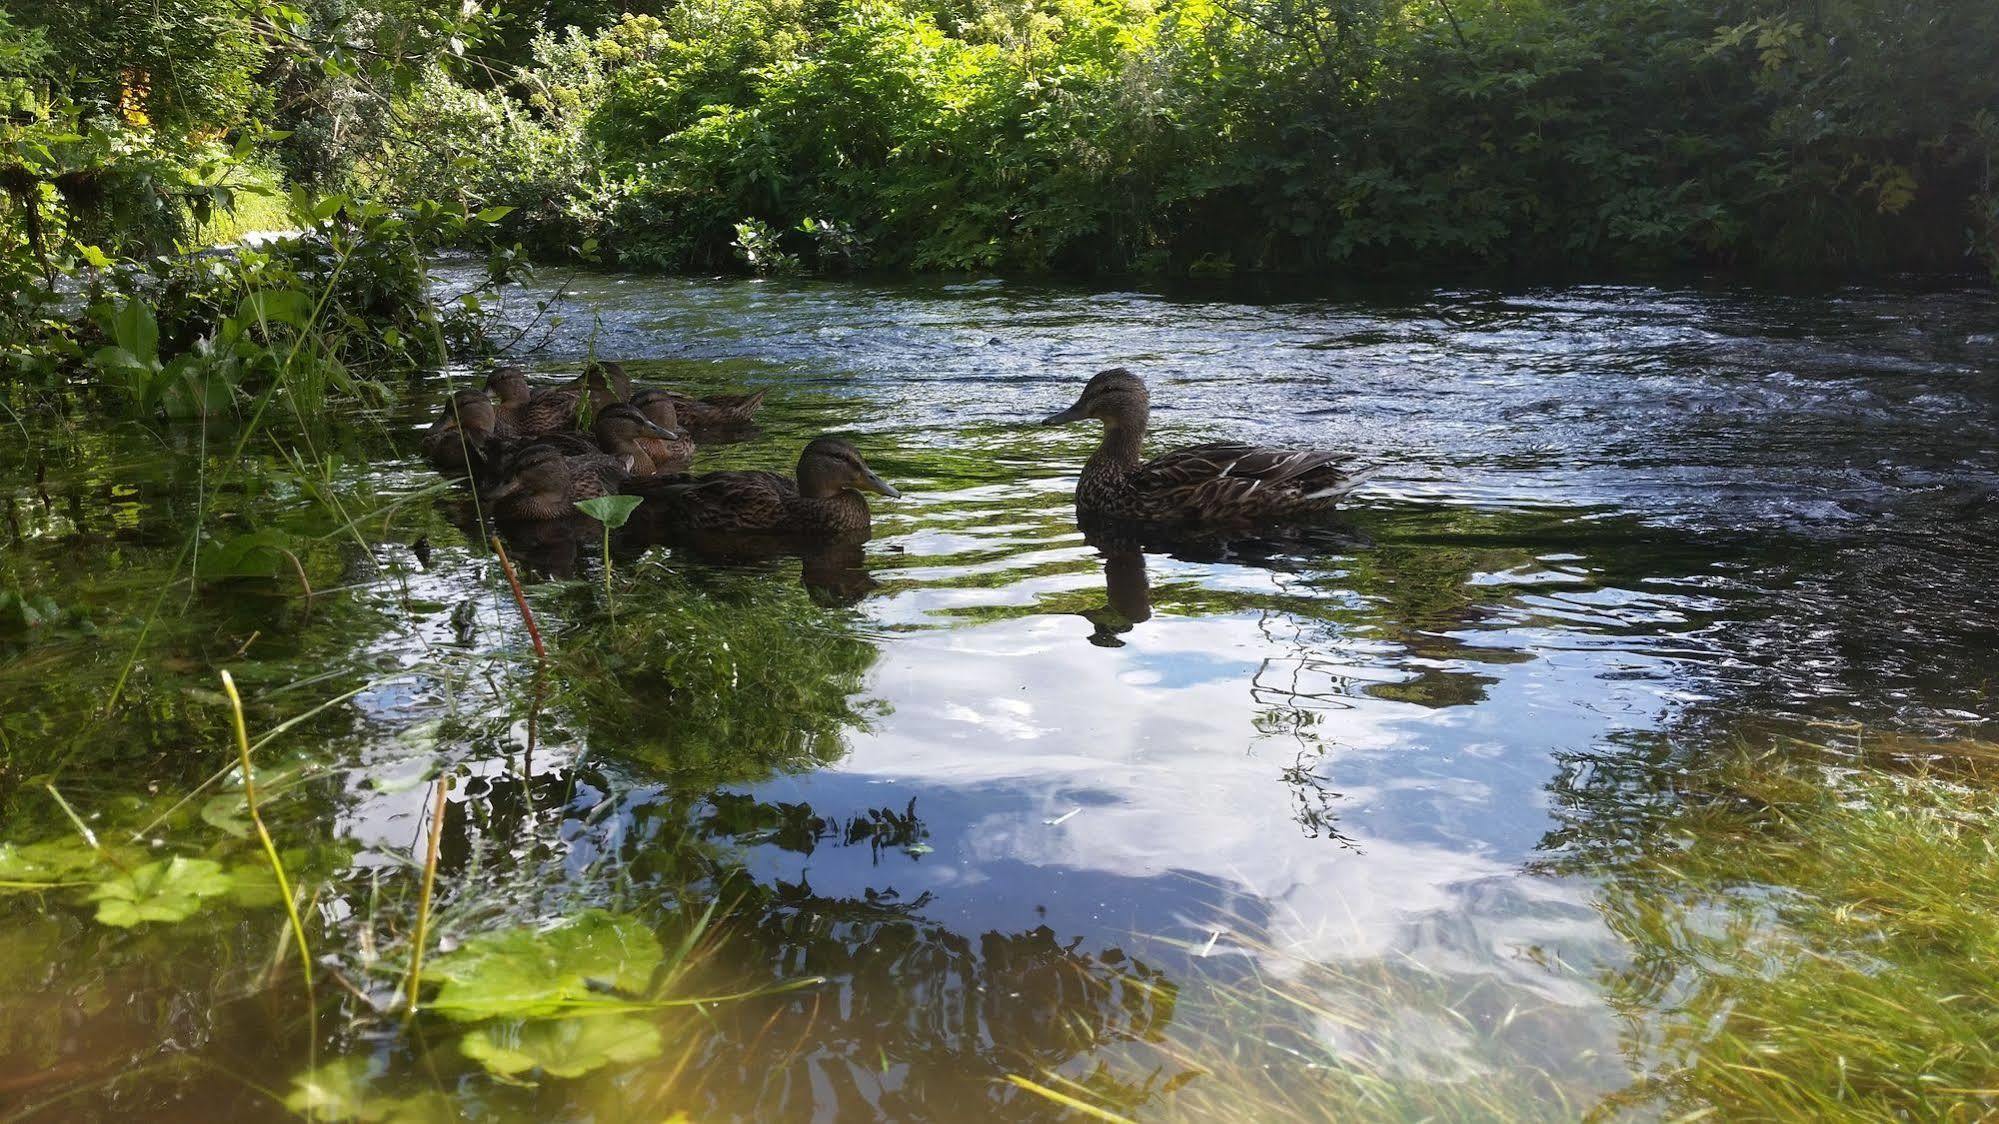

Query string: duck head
486 366 532 406
797 437 901 500
580 360 633 407
631 389 686 434
593 402 686 450
448 387 499 438
1043 367 1150 431
483 444 571 505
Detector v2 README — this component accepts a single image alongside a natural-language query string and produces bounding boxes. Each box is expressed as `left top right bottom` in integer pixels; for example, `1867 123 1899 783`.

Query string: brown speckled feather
644 388 766 430
633 432 696 474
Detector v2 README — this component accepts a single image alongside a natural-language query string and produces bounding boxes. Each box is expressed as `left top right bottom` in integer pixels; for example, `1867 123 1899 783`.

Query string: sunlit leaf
0 838 102 887
459 1015 663 1078
87 856 232 927
284 1057 376 1120
200 794 250 838
111 299 159 363
238 288 312 328
424 909 662 1021
574 495 642 529
196 528 293 580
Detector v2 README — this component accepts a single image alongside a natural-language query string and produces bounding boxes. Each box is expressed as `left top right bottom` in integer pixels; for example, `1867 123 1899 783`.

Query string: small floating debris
1043 807 1081 827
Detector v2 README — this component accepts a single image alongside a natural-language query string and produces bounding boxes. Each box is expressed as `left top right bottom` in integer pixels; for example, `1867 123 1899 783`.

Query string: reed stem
220 672 317 1003
490 535 547 660
405 773 450 1014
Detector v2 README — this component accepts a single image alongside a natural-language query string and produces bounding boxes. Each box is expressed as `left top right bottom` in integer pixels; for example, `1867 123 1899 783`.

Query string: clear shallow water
1 270 1995 1119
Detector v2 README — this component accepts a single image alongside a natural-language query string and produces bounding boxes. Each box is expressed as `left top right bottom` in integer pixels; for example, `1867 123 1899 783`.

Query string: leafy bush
375 0 1999 278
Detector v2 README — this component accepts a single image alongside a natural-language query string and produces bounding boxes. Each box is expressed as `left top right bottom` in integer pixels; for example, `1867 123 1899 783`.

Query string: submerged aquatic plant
1589 744 1999 1121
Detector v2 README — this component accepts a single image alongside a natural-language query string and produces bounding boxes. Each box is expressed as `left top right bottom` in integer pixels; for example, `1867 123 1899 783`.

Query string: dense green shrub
381 0 1999 278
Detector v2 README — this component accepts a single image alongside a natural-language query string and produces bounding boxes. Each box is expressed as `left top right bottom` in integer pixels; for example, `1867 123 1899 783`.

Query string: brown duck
585 402 687 478
1043 368 1372 525
482 444 633 522
592 362 766 431
486 365 625 438
422 388 515 476
628 437 899 540
627 391 698 473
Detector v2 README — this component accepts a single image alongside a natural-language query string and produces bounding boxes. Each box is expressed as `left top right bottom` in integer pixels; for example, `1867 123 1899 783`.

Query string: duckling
422 388 514 476
486 365 625 438
482 444 633 522
628 436 899 540
1042 368 1372 526
627 391 697 474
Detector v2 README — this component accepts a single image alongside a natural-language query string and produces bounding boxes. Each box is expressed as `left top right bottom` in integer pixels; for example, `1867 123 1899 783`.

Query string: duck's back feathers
642 387 767 430
1130 442 1373 523
629 470 796 533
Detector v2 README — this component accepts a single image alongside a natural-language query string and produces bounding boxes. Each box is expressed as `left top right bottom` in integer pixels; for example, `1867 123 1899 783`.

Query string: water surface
1 270 1994 1119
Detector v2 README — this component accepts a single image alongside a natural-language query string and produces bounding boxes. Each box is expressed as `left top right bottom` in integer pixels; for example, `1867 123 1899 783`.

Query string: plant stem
405 773 449 1014
220 671 317 1006
490 535 546 661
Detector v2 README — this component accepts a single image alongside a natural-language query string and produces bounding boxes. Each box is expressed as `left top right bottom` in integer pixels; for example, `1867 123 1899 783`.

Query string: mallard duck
422 388 515 476
628 437 899 540
592 361 766 431
1042 368 1372 525
482 444 632 522
487 365 625 438
627 391 697 474
587 402 688 478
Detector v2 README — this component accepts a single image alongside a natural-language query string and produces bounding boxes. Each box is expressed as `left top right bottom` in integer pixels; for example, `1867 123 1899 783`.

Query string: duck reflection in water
1077 513 1370 647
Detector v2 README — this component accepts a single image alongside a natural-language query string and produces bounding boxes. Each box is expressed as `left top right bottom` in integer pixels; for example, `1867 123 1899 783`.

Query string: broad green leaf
284 1057 377 1120
238 289 312 328
87 856 232 927
196 529 293 580
78 244 112 269
0 838 102 887
424 909 662 1021
111 300 159 363
459 1015 662 1078
473 206 515 224
574 495 642 529
200 794 251 838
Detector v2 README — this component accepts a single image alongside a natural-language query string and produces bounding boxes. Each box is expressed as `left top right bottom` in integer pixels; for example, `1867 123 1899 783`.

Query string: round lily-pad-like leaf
573 495 643 529
284 1058 458 1123
459 1014 663 1078
0 838 103 888
423 909 663 1021
87 856 233 927
285 1057 379 1120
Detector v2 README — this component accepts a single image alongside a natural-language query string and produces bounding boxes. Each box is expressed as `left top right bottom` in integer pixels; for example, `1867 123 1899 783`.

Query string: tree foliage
381 0 1999 277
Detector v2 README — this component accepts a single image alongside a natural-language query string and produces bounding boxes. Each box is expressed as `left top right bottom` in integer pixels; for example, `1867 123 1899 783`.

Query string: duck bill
1042 401 1089 425
484 479 525 502
638 417 685 441
857 468 901 498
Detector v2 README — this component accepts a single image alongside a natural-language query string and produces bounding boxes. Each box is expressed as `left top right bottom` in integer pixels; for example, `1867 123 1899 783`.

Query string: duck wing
628 469 793 532
653 388 767 428
1134 442 1372 519
517 387 584 436
566 453 635 501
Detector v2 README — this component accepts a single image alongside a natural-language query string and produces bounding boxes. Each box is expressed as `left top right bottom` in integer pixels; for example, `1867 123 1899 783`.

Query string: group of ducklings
424 361 1372 548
